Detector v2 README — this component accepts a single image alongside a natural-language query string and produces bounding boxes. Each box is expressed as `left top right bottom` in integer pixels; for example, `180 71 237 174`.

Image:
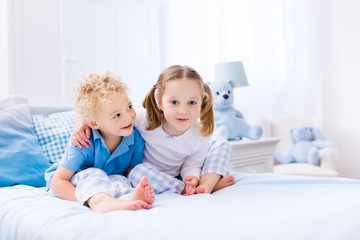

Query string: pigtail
199 84 214 137
142 86 163 130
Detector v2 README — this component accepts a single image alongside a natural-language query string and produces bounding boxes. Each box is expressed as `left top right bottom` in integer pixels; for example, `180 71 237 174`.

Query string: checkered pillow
32 111 76 163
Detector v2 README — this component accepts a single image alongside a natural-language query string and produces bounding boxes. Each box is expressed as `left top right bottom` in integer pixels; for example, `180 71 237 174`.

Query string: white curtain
163 0 319 121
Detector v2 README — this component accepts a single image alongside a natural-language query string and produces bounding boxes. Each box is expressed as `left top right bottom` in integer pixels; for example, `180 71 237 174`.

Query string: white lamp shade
214 61 249 87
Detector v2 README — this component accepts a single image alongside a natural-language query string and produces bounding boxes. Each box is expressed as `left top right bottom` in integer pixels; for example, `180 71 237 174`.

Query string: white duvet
1 173 360 240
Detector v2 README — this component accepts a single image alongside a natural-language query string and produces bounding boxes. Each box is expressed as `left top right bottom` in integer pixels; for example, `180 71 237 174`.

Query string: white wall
12 0 63 105
2 0 360 178
0 0 9 97
308 0 360 179
320 0 360 179
9 0 163 106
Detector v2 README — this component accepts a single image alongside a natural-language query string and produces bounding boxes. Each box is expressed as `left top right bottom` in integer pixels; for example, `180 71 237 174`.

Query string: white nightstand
229 138 280 173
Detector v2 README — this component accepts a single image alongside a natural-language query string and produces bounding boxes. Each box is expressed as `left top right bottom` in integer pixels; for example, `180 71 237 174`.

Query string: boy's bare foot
128 176 155 205
182 176 198 196
87 176 154 213
87 193 151 213
212 175 235 193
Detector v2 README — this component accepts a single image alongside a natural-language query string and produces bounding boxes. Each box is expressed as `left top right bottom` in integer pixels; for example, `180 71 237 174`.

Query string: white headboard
30 106 73 115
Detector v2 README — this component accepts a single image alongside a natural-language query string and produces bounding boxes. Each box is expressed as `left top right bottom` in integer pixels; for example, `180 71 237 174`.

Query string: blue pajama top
45 128 144 188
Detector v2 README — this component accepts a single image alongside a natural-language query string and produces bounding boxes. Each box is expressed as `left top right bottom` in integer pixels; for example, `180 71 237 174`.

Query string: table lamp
214 61 249 87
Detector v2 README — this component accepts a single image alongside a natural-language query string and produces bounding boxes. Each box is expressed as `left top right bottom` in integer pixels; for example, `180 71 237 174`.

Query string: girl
73 66 234 195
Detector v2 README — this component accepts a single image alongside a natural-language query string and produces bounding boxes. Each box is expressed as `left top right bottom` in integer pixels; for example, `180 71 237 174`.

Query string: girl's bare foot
195 185 209 194
212 175 235 193
182 176 198 196
87 193 151 213
128 176 155 205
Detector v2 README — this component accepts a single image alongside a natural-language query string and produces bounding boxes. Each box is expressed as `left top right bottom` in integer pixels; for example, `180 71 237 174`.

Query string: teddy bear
274 124 334 165
208 80 262 140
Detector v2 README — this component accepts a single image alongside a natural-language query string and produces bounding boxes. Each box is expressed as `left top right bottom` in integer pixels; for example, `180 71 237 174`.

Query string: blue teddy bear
209 80 262 140
274 124 334 165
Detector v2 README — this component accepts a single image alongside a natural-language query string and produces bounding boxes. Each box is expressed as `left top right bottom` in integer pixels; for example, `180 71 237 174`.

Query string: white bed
1 173 360 240
1 99 360 240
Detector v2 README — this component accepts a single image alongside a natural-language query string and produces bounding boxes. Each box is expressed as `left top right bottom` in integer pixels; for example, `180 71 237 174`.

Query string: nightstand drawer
229 138 279 173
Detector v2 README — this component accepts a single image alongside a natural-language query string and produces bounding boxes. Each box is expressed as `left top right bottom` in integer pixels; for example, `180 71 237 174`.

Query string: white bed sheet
1 172 360 240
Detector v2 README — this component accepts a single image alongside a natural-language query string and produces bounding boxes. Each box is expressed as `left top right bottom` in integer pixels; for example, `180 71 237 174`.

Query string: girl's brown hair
142 65 214 137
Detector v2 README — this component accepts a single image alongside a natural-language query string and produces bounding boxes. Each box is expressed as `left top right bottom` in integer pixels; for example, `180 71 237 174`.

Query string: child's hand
71 124 91 149
183 176 199 196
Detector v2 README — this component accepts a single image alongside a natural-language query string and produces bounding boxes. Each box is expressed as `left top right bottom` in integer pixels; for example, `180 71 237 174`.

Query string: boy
45 72 154 213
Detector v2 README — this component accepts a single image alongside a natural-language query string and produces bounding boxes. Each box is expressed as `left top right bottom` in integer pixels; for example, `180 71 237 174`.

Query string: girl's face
158 78 202 136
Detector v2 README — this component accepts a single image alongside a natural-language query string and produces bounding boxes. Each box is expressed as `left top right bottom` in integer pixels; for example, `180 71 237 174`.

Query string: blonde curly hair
74 71 128 124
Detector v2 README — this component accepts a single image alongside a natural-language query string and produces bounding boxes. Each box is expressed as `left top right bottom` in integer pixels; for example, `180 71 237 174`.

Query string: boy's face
93 93 136 138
